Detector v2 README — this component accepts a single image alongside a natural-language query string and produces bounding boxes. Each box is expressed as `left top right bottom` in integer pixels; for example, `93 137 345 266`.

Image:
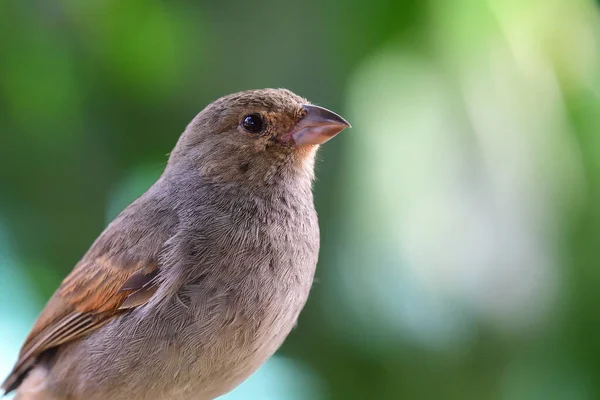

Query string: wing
1 240 162 394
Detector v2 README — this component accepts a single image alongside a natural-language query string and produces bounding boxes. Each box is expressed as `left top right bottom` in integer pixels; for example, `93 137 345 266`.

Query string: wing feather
1 256 160 393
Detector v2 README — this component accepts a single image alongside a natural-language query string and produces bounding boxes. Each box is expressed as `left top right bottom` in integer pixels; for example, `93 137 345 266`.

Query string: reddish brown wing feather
1 256 159 393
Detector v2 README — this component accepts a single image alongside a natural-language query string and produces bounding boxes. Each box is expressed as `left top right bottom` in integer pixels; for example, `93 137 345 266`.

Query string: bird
1 88 350 400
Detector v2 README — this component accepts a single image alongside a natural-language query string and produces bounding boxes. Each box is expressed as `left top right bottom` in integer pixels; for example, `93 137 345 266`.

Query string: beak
291 104 351 146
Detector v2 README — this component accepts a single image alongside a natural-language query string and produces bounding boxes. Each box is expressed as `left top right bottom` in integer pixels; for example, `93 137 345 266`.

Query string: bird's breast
159 210 319 398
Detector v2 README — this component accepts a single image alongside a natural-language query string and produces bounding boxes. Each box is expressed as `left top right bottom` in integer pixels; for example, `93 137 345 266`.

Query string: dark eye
241 114 265 134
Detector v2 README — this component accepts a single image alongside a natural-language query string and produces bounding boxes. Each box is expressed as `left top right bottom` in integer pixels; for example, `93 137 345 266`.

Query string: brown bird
1 89 350 400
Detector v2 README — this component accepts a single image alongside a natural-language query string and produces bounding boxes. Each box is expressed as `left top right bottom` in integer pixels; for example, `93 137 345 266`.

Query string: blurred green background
2 0 600 399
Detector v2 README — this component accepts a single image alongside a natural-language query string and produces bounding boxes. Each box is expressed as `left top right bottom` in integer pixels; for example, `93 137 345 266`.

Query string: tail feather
2 358 36 395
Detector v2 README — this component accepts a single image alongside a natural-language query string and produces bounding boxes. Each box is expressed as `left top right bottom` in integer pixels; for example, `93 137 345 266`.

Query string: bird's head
168 88 350 186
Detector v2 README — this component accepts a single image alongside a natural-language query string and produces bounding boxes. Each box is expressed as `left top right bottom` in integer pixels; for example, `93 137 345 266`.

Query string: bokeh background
2 0 600 399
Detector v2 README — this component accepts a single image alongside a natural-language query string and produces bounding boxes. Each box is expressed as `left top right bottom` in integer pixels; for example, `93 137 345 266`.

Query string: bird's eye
241 114 265 134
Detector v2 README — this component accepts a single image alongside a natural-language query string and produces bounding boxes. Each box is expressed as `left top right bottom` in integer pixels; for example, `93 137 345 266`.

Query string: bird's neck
160 161 316 214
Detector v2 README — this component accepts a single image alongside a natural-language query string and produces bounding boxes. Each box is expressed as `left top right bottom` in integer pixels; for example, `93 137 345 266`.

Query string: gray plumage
3 89 349 400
